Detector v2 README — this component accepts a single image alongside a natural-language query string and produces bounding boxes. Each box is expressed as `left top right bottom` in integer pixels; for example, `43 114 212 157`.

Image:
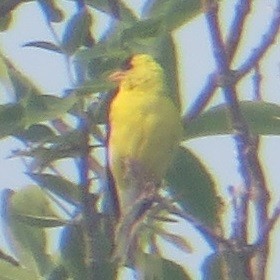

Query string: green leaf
141 254 191 280
157 230 192 254
144 0 202 31
15 124 56 143
28 173 81 206
0 12 12 31
62 9 93 55
84 0 137 22
0 0 22 18
22 41 63 53
60 220 118 280
75 41 128 62
37 0 64 22
166 146 220 228
60 224 89 280
121 18 163 42
0 104 25 139
0 248 19 266
2 187 57 275
0 260 39 280
20 145 80 170
184 101 280 139
92 262 117 279
202 251 249 280
202 253 224 280
87 54 129 79
14 214 68 228
73 81 115 95
0 54 11 87
47 265 69 280
3 55 43 100
23 94 77 127
151 35 181 107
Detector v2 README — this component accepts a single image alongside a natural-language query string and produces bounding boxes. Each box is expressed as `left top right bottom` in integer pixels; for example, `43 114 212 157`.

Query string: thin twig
168 206 233 250
204 1 274 278
184 72 217 121
228 185 241 240
237 2 280 78
226 0 251 61
205 0 250 243
78 116 96 269
256 201 280 247
185 1 280 122
44 190 75 217
204 0 258 277
108 0 121 20
185 0 250 121
40 2 76 86
0 248 19 267
253 65 262 101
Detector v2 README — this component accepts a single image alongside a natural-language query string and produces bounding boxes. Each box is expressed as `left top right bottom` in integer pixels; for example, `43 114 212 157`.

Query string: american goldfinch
108 54 182 214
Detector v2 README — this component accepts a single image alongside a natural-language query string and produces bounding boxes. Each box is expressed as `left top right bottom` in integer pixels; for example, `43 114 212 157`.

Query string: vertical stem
226 0 251 61
79 116 98 276
204 0 251 244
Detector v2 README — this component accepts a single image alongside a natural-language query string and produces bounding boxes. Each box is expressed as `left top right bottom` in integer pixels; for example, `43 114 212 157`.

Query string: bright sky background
0 0 280 279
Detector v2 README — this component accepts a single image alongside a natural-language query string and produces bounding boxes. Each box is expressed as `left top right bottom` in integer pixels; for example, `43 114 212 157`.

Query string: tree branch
237 2 280 78
226 0 251 61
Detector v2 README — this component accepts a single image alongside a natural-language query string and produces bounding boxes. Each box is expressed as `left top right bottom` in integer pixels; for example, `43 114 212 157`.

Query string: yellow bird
108 54 183 214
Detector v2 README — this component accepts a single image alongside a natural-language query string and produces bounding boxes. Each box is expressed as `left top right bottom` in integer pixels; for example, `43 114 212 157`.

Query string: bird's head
109 54 165 93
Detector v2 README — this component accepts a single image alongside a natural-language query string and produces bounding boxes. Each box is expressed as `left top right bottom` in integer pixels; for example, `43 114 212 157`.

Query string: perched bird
108 54 182 215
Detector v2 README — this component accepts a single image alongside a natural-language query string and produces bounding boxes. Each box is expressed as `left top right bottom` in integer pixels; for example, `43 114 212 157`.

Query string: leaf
2 186 57 275
60 215 115 279
184 101 280 139
47 265 69 280
202 251 249 280
15 124 56 143
0 0 23 18
14 214 68 228
0 259 39 280
73 81 115 95
166 146 220 228
157 230 193 254
37 0 64 22
84 0 137 22
87 92 113 124
0 12 12 31
91 261 118 279
201 253 224 280
0 54 11 86
60 224 89 280
22 41 63 53
19 145 80 170
0 104 25 139
0 248 19 266
62 9 93 55
151 35 181 106
28 173 81 206
121 18 163 42
143 0 202 31
75 42 128 62
3 55 43 100
141 254 191 280
87 54 129 79
23 94 77 127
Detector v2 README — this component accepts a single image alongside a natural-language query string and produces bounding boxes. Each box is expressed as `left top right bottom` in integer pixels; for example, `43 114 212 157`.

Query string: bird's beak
108 70 127 82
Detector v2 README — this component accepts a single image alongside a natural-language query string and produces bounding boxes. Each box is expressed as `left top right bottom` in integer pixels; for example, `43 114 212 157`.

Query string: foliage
0 0 279 279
